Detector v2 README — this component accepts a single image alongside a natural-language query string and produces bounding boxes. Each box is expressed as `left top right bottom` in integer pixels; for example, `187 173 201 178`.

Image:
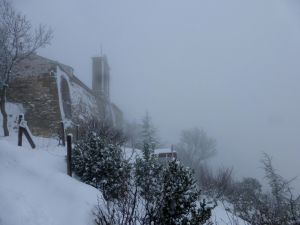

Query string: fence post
61 121 65 146
23 128 36 149
17 114 36 149
67 134 72 177
18 114 23 124
18 126 23 147
18 114 23 146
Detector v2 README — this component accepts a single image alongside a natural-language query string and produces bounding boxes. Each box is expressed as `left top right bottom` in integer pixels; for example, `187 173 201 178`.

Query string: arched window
60 77 72 119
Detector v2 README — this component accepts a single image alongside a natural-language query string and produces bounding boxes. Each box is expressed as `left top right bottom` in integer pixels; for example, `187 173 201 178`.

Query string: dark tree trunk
0 86 9 136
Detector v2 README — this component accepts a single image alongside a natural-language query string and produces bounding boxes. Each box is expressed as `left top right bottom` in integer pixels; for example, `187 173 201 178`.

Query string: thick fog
14 0 300 188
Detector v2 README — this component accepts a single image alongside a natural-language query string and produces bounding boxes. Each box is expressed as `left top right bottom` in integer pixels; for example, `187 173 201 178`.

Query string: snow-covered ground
0 136 102 225
209 204 249 225
0 102 248 224
0 135 249 225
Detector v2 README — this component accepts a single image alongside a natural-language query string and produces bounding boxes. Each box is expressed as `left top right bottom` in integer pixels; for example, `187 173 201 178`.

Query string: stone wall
6 54 124 137
7 73 62 137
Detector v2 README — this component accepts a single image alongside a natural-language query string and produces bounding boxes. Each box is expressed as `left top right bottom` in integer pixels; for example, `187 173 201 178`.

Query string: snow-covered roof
154 148 176 154
12 54 72 77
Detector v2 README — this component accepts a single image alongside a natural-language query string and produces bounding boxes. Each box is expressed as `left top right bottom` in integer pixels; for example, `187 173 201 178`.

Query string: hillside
0 136 102 225
0 135 249 225
0 102 247 225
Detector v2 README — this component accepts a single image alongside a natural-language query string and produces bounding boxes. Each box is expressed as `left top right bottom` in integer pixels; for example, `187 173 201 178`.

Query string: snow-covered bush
135 142 162 202
134 112 162 221
135 156 212 224
154 159 212 225
94 156 212 225
81 116 211 224
77 120 126 146
72 131 131 201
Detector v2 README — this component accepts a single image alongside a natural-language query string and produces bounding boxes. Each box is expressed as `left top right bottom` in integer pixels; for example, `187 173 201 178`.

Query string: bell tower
92 55 110 98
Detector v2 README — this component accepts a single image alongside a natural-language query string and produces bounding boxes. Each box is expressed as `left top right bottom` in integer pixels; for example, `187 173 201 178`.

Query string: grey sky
13 0 300 188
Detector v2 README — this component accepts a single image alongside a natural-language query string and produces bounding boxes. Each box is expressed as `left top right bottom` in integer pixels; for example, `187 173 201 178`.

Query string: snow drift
0 137 102 225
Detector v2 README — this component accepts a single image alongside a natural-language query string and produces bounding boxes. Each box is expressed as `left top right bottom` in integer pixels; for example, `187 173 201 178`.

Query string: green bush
72 132 131 201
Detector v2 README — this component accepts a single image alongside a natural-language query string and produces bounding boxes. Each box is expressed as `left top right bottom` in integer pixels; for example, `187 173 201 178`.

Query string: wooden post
23 128 36 149
67 134 72 177
18 127 23 146
18 114 36 149
61 121 65 146
18 114 23 124
18 114 23 146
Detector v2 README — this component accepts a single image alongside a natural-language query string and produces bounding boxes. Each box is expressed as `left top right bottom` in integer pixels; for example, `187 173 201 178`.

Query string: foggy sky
13 0 300 188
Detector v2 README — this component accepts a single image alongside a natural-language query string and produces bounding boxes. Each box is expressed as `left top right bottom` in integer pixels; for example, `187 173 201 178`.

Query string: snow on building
154 146 177 164
7 54 123 137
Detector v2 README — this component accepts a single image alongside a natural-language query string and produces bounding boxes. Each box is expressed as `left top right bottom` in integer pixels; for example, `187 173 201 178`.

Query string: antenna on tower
100 44 103 56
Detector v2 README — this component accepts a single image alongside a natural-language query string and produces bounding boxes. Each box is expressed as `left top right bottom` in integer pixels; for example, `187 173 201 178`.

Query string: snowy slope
0 137 102 225
0 137 249 225
0 101 248 225
209 205 250 225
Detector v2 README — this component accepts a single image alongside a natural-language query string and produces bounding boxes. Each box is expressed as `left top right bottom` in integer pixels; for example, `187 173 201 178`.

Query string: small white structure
154 145 177 163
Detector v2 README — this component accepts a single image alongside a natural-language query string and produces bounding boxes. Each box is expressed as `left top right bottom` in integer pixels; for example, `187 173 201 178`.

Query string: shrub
72 131 131 201
197 164 234 199
94 159 212 225
155 160 212 225
228 154 300 225
135 142 162 203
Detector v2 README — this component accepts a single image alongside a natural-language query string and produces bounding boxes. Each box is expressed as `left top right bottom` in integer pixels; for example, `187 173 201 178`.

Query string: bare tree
94 186 140 225
198 164 234 199
260 153 300 225
0 0 52 136
176 127 217 167
228 154 300 225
